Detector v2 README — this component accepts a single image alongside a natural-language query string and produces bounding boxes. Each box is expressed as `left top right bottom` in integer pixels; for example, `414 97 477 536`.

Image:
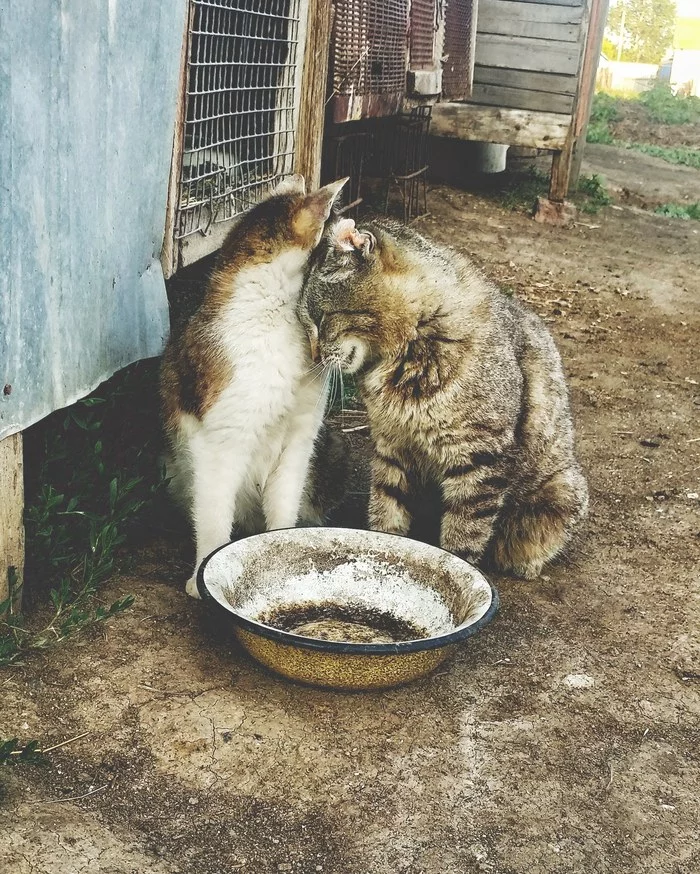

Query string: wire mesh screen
330 0 409 122
410 0 440 71
442 0 477 101
175 0 302 240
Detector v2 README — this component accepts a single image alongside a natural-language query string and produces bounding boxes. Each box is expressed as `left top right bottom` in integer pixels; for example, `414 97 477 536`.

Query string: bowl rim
197 528 500 655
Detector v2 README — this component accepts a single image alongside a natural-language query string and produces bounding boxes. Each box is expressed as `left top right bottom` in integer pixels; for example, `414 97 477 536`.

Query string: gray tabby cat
298 218 588 578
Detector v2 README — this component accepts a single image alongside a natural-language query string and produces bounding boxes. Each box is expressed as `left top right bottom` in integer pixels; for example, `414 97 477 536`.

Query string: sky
675 0 697 17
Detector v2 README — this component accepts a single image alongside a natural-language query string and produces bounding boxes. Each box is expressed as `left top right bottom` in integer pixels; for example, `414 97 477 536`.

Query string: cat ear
304 178 349 223
331 219 376 255
271 173 306 196
294 178 349 243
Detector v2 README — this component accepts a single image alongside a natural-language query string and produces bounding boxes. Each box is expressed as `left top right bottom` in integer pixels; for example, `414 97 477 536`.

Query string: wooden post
294 0 333 189
570 0 611 188
549 136 575 202
0 432 24 615
161 1 194 281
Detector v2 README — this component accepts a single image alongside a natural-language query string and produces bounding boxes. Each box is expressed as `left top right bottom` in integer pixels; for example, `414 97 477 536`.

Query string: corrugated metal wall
0 0 188 440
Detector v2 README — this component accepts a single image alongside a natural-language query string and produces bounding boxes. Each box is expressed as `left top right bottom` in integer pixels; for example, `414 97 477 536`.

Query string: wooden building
431 0 610 203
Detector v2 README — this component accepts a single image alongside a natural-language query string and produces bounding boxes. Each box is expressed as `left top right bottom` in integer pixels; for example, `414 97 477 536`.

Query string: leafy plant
1 362 167 666
623 142 700 170
655 202 700 221
497 168 550 211
0 738 47 766
638 85 700 125
574 174 613 214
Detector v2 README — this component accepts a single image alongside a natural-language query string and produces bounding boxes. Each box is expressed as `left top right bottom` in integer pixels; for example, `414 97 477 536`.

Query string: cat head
217 175 349 272
299 218 412 374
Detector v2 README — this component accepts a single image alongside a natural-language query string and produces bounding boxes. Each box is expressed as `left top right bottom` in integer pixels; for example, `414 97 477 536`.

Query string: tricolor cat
160 175 347 596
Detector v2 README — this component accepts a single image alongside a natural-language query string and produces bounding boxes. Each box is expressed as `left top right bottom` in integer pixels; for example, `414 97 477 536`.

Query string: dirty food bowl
197 528 499 690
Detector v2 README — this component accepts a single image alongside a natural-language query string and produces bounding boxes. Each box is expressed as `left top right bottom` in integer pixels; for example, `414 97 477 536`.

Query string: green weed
574 174 613 214
623 142 700 170
498 168 550 211
586 93 621 143
0 738 48 766
1 363 167 666
655 202 700 220
638 85 700 125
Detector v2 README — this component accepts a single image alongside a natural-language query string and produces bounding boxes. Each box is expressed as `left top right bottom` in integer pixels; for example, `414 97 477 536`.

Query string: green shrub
625 142 700 170
655 202 700 220
638 85 700 125
575 174 613 213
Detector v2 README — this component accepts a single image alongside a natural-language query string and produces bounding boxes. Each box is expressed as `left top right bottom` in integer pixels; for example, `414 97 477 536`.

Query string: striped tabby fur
299 218 588 579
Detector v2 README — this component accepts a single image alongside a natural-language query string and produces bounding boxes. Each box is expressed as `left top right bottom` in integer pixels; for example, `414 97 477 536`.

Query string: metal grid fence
442 0 477 101
330 0 409 121
175 0 302 239
409 0 440 71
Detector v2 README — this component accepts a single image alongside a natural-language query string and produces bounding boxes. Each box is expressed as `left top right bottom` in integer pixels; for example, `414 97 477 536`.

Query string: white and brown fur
160 175 347 596
299 218 588 578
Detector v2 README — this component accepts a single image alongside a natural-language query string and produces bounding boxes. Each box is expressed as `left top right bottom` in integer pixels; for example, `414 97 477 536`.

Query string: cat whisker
304 360 328 377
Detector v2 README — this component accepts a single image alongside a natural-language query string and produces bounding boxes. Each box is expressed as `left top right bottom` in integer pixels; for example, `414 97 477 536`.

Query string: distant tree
607 0 677 64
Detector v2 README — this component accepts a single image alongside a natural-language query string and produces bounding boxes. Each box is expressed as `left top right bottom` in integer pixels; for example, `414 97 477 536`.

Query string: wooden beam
431 103 572 150
0 432 24 616
570 0 611 187
294 0 333 190
549 138 575 201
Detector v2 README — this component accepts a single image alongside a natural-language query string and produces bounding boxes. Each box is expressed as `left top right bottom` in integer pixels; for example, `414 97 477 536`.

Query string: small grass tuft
655 202 700 221
497 168 550 211
623 142 700 170
574 174 613 214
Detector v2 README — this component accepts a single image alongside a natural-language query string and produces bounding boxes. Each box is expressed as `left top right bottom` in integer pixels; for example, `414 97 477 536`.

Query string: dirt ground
606 99 700 150
1 145 699 874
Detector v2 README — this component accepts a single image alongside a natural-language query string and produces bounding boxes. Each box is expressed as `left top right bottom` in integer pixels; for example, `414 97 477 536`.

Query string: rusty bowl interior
198 528 499 690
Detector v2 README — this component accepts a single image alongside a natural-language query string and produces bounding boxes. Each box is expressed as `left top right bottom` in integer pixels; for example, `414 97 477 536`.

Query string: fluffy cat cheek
340 339 368 374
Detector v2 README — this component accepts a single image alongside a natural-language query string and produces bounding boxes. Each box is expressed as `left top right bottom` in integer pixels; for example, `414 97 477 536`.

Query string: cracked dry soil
1 156 699 874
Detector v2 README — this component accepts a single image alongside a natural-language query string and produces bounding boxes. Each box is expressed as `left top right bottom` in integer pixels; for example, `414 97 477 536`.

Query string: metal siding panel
0 0 188 439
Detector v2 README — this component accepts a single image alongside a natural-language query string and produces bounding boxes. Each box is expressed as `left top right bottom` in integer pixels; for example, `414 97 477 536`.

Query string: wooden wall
468 0 588 115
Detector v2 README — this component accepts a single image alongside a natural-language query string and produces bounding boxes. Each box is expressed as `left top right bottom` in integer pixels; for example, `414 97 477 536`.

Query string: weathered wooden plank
516 0 584 6
162 4 193 280
475 34 582 76
473 65 578 96
478 2 582 41
470 82 575 114
479 19 580 43
0 432 24 615
478 19 579 43
478 0 584 25
295 0 333 189
431 103 572 149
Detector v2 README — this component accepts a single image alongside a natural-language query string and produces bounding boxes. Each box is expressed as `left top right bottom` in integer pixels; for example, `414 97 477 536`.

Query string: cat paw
510 560 545 580
185 574 202 599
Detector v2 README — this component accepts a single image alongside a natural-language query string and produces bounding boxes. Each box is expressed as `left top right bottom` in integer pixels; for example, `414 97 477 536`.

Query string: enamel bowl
197 527 499 691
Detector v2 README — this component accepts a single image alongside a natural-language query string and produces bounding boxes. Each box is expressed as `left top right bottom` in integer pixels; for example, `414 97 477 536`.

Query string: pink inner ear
333 218 367 252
